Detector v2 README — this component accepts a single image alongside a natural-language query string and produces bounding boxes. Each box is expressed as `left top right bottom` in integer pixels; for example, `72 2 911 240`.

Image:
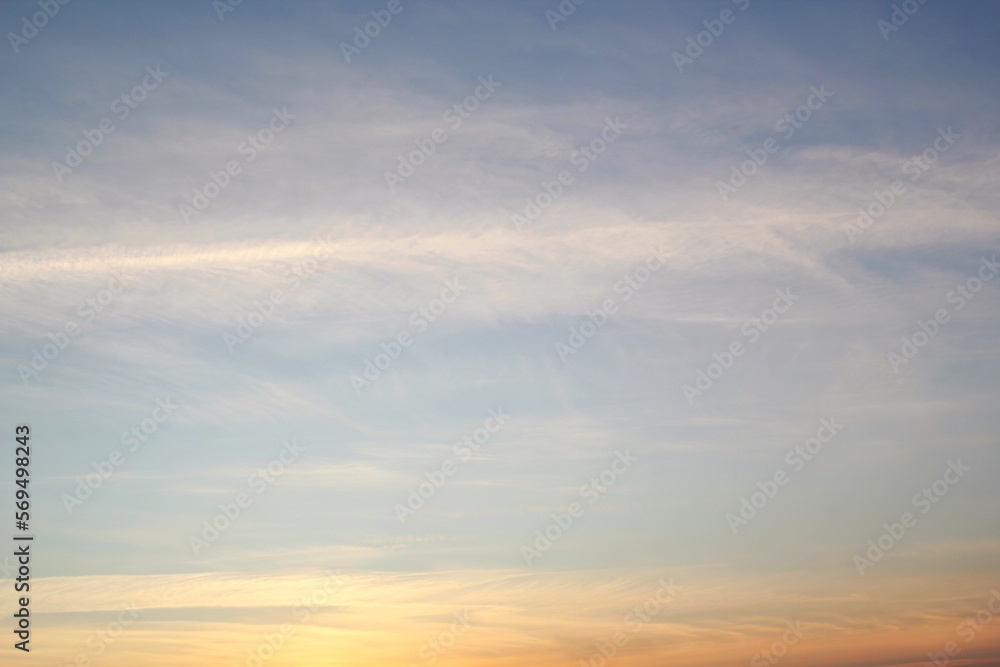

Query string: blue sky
2 1 1000 665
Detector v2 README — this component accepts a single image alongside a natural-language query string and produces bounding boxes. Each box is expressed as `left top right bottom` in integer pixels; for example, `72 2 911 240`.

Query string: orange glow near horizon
19 567 1000 667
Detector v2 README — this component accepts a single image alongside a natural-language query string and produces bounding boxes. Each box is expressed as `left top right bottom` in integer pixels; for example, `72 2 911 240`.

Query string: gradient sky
2 1 1000 665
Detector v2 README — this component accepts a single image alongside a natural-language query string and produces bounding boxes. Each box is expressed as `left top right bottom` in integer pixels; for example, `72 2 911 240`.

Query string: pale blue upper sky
1 0 998 593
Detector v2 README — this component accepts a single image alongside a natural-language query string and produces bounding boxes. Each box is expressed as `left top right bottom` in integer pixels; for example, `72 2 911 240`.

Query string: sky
1 0 1000 665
